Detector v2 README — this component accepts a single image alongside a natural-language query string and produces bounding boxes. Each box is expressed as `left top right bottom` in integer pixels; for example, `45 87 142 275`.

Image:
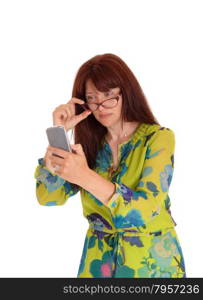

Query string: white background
0 0 202 277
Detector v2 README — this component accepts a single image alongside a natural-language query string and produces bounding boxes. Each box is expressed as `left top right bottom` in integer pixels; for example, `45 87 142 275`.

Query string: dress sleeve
106 127 175 228
34 157 80 206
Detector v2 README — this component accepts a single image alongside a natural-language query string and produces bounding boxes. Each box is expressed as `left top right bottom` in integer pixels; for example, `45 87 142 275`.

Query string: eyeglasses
81 93 121 112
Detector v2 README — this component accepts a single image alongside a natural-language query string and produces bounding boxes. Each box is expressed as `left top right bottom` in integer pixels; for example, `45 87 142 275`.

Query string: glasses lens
102 98 118 108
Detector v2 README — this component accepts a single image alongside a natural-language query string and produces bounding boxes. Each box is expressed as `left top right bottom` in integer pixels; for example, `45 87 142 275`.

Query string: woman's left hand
47 144 90 184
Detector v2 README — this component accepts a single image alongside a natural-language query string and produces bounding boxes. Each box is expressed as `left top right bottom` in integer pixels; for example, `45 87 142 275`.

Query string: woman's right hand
52 97 92 131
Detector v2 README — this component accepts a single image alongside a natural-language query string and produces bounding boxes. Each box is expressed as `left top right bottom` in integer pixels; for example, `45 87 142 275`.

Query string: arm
34 157 80 206
78 128 175 228
78 168 116 204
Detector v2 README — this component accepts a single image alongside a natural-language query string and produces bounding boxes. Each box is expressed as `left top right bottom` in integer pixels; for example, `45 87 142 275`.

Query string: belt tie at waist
89 226 174 266
108 231 125 266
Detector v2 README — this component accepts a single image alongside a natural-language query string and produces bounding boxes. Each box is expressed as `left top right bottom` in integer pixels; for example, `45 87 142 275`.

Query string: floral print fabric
34 122 186 277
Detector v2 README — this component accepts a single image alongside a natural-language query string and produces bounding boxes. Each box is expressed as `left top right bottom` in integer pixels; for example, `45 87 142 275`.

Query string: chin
100 120 119 129
98 117 114 125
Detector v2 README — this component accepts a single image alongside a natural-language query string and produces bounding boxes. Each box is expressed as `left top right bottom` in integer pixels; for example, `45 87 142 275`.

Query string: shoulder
141 123 175 146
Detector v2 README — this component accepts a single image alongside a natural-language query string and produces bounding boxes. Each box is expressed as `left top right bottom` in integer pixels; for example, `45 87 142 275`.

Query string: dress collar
102 122 149 148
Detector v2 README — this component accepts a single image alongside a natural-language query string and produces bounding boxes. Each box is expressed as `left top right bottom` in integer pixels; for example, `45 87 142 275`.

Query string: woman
34 53 186 278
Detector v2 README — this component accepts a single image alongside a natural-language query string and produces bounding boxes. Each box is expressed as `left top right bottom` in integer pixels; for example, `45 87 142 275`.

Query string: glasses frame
81 92 121 112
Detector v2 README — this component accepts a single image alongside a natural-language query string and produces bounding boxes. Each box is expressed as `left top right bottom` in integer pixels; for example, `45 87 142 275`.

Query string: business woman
34 53 186 278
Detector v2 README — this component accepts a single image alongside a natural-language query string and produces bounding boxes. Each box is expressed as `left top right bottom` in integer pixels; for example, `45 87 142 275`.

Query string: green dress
34 122 186 278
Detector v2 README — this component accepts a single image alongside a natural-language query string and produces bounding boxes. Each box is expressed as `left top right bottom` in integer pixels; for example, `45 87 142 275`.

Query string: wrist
76 166 92 187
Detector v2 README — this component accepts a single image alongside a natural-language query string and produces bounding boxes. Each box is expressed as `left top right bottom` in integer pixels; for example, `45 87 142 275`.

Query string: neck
106 121 140 143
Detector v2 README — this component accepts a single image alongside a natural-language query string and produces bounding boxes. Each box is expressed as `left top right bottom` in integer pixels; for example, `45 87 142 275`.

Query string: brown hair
72 53 160 169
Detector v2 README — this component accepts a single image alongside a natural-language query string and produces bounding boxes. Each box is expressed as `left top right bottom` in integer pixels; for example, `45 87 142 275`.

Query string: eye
104 92 112 98
86 96 93 102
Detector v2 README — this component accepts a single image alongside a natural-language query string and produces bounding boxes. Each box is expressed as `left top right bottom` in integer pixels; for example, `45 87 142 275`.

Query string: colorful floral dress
34 122 186 278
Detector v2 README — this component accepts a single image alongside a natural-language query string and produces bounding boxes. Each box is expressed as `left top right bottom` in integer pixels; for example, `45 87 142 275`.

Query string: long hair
71 53 160 169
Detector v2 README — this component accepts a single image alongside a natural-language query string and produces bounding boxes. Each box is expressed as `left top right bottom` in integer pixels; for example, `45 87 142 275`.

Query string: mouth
99 113 112 118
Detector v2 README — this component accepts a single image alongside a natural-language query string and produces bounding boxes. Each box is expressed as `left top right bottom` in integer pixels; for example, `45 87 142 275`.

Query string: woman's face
85 79 123 127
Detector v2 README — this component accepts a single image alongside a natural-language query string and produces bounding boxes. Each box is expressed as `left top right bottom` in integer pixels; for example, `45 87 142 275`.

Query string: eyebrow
86 92 96 95
86 90 101 95
86 91 113 96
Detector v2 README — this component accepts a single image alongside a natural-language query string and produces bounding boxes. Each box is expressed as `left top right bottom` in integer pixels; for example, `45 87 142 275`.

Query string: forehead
85 80 99 93
85 79 119 94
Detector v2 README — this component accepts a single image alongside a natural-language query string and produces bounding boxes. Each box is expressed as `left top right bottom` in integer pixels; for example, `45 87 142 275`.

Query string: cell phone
46 125 72 158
